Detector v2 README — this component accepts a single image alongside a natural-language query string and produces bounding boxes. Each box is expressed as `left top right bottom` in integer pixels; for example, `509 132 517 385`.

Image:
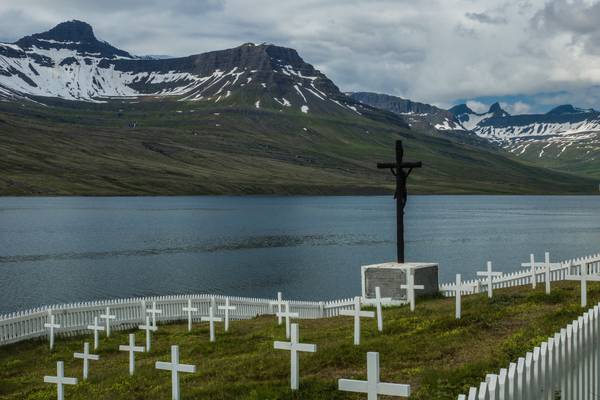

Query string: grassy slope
1 282 599 399
507 138 600 180
0 98 597 195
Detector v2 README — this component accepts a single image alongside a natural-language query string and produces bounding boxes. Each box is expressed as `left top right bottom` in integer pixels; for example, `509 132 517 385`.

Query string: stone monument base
361 262 439 305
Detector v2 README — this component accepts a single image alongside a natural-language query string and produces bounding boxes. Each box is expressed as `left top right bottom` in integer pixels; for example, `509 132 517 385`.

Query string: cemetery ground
1 281 598 400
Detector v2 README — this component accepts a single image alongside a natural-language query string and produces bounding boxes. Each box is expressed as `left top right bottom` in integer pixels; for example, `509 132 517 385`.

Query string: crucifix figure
377 140 422 263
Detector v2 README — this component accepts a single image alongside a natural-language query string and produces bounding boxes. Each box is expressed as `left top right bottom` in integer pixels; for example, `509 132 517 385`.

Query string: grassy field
0 99 597 196
1 281 598 399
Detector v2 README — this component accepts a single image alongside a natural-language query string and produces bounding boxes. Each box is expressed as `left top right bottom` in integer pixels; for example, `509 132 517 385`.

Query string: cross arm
201 316 223 322
44 376 78 384
377 161 422 169
296 343 317 352
274 341 292 350
176 364 196 373
566 274 600 282
338 379 368 392
74 352 100 361
359 311 375 318
476 271 502 277
400 284 425 290
378 382 411 396
338 310 355 317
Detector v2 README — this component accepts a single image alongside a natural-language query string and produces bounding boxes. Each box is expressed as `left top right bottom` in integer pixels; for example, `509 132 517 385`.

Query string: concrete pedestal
361 262 439 305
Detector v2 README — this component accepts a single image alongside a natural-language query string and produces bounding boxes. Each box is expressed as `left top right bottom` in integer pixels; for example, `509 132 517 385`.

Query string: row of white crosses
521 252 561 294
44 297 236 400
272 292 411 398
45 342 196 400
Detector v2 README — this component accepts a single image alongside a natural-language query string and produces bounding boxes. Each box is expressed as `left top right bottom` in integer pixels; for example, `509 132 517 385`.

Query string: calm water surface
0 195 599 314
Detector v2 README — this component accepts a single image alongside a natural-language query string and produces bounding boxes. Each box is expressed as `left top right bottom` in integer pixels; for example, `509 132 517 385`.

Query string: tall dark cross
377 140 422 263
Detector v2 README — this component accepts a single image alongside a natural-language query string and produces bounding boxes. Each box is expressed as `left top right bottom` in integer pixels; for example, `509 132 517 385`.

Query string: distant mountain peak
545 104 594 115
448 103 474 116
14 20 132 59
35 20 96 43
488 102 509 117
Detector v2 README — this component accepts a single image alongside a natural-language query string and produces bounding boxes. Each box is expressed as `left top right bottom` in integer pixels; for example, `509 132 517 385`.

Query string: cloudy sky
1 0 599 113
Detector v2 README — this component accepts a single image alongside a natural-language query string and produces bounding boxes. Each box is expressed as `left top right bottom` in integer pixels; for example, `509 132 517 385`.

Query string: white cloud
501 101 532 114
466 100 489 113
1 0 600 110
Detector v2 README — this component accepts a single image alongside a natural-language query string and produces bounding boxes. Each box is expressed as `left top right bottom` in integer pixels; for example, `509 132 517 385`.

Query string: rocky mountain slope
350 90 600 178
449 103 600 176
351 91 464 131
0 20 364 116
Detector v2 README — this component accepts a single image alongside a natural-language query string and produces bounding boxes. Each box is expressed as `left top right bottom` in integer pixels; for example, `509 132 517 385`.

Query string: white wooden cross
44 313 61 351
274 323 317 390
139 316 157 351
44 361 77 400
448 274 473 319
400 269 424 312
276 301 300 339
119 333 145 375
147 301 163 328
476 261 502 299
201 306 222 342
521 252 561 294
338 352 411 399
182 299 198 332
373 287 391 331
73 342 99 381
339 296 375 345
566 261 600 307
87 316 105 350
100 306 116 337
156 345 197 400
270 291 284 325
218 297 236 332
523 253 539 288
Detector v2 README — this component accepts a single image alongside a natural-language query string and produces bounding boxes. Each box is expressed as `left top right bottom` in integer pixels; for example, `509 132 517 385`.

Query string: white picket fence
0 294 355 346
439 254 600 298
459 303 600 400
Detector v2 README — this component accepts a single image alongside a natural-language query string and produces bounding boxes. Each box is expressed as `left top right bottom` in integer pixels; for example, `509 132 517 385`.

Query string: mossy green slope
0 281 598 399
0 98 597 196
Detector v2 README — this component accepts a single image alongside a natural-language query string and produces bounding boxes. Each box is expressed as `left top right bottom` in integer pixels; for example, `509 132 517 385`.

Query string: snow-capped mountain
0 20 362 115
449 103 600 160
449 102 509 131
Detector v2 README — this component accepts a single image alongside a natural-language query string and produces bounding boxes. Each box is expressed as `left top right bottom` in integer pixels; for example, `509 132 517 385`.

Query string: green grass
0 99 597 196
1 281 598 399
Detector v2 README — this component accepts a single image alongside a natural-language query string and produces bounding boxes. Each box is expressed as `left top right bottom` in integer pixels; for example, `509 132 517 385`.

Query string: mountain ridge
0 20 598 194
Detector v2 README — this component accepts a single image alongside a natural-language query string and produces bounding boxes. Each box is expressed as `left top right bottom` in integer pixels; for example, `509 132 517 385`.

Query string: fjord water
0 196 599 314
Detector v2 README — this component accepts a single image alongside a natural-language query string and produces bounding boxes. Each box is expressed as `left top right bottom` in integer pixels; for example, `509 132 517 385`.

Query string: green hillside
0 98 597 195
